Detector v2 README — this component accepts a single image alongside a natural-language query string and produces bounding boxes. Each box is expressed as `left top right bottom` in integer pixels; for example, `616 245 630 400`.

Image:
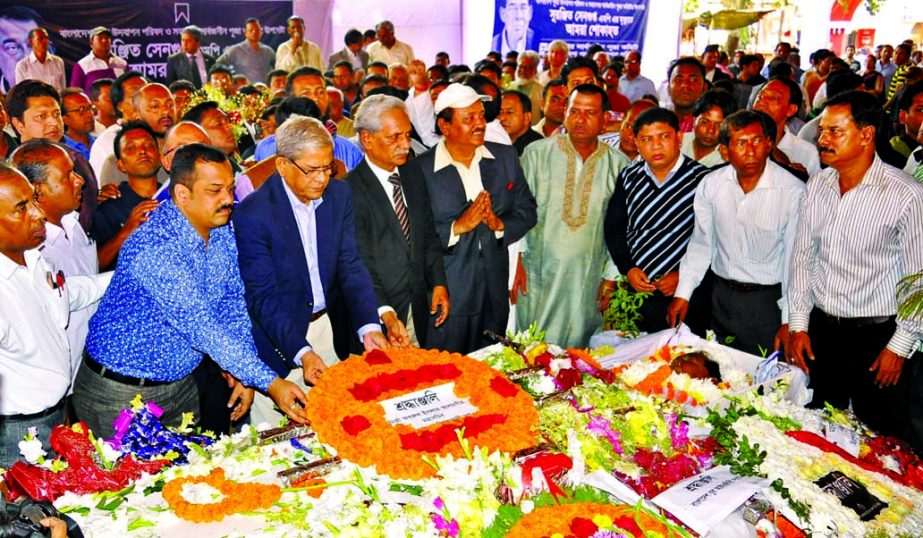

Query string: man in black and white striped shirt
605 108 713 334
789 90 923 439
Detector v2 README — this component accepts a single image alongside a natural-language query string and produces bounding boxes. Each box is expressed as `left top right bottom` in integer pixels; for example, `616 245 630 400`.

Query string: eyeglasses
287 157 336 178
65 105 96 116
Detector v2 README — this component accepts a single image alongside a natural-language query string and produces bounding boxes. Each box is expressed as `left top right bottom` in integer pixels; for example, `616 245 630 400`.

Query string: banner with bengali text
0 0 292 87
491 0 649 58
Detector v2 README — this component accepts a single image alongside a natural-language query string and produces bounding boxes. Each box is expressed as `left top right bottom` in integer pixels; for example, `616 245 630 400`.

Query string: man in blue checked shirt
72 143 309 437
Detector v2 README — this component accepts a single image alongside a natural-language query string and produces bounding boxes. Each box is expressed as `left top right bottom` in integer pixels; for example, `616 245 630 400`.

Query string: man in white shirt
788 91 923 439
366 21 414 66
275 16 323 72
89 71 147 187
12 140 99 386
14 28 65 92
0 164 109 466
669 110 804 355
752 77 821 177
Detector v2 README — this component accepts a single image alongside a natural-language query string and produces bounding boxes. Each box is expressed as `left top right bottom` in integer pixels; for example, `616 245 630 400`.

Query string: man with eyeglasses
619 51 656 104
6 80 99 232
61 89 97 161
668 110 804 356
233 115 388 425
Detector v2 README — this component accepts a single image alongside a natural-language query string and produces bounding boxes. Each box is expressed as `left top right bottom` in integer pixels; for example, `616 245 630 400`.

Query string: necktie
188 55 202 87
388 173 411 243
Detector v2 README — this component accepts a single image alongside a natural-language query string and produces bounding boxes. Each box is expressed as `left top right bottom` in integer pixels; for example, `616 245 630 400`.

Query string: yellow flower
592 514 614 528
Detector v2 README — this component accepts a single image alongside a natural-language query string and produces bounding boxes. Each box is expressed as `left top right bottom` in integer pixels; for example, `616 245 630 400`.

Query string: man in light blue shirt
215 17 275 84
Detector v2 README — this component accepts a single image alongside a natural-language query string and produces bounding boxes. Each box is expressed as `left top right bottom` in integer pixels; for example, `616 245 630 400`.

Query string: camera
0 499 81 538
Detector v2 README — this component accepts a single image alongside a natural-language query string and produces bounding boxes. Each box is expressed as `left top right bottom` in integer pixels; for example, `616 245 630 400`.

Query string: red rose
490 376 519 398
614 515 644 537
340 415 371 436
569 517 598 538
365 349 392 365
556 368 582 391
534 352 554 369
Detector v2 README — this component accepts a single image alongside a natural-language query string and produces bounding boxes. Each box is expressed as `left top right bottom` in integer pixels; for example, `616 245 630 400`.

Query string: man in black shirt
91 121 161 269
498 90 542 155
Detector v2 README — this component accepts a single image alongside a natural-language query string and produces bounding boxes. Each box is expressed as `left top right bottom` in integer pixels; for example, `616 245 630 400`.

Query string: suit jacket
327 48 369 71
345 160 447 345
401 142 536 319
165 51 216 87
232 174 379 377
491 29 536 53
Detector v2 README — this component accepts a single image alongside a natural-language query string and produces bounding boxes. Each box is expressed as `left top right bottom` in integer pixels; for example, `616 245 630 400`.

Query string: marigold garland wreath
162 468 281 523
505 502 672 538
306 348 540 479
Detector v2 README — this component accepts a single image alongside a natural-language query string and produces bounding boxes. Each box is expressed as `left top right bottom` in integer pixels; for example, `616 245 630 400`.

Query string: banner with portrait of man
491 0 650 57
0 0 292 90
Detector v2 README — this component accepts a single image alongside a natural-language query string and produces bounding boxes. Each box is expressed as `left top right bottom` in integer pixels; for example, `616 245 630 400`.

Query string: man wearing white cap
401 84 537 353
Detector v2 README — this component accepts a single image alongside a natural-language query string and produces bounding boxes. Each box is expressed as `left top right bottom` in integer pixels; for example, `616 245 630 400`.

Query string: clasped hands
453 190 503 235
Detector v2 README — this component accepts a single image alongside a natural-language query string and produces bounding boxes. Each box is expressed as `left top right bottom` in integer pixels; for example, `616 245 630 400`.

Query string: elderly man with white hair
345 95 450 348
538 40 569 85
232 115 389 426
514 50 543 125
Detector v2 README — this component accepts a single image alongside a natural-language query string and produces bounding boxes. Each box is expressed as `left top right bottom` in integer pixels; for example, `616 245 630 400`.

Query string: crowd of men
1 10 923 473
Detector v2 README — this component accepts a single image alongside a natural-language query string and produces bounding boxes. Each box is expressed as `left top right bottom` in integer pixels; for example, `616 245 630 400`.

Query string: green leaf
95 496 125 511
143 478 165 496
126 518 156 531
57 506 91 516
187 441 209 461
388 483 424 496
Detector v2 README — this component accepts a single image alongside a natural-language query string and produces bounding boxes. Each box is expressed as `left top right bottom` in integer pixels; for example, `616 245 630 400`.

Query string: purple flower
587 415 624 455
666 413 690 451
432 513 460 537
591 531 627 538
433 496 445 511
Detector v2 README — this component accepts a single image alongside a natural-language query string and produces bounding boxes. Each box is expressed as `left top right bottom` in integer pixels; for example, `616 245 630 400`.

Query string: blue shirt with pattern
86 200 277 391
252 133 364 171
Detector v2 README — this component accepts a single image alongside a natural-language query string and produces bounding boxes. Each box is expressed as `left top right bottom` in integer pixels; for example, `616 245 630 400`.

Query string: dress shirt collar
365 157 398 184
27 51 46 65
820 155 886 191
158 200 212 252
723 160 783 192
0 247 38 280
433 139 494 172
643 153 686 183
42 212 81 248
280 176 323 212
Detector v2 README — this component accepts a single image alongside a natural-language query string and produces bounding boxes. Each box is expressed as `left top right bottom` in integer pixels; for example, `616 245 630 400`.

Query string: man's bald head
0 164 46 264
162 121 211 172
132 83 176 134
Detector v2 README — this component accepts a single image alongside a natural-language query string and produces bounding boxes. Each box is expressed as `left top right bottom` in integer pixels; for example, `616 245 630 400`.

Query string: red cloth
607 89 631 114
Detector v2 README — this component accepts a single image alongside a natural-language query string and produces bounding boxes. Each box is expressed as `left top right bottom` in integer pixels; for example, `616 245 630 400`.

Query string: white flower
18 438 46 464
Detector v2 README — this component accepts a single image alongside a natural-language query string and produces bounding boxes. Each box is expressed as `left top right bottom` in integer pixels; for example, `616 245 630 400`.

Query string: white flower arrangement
732 415 923 537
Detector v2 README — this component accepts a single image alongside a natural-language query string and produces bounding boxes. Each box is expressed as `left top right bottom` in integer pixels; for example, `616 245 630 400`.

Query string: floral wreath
306 348 539 479
505 502 673 538
162 467 281 523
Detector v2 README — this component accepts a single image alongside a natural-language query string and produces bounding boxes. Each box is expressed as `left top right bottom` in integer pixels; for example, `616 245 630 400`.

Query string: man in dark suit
232 115 389 425
327 28 369 71
166 25 215 88
402 84 537 353
346 95 450 348
491 0 536 55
